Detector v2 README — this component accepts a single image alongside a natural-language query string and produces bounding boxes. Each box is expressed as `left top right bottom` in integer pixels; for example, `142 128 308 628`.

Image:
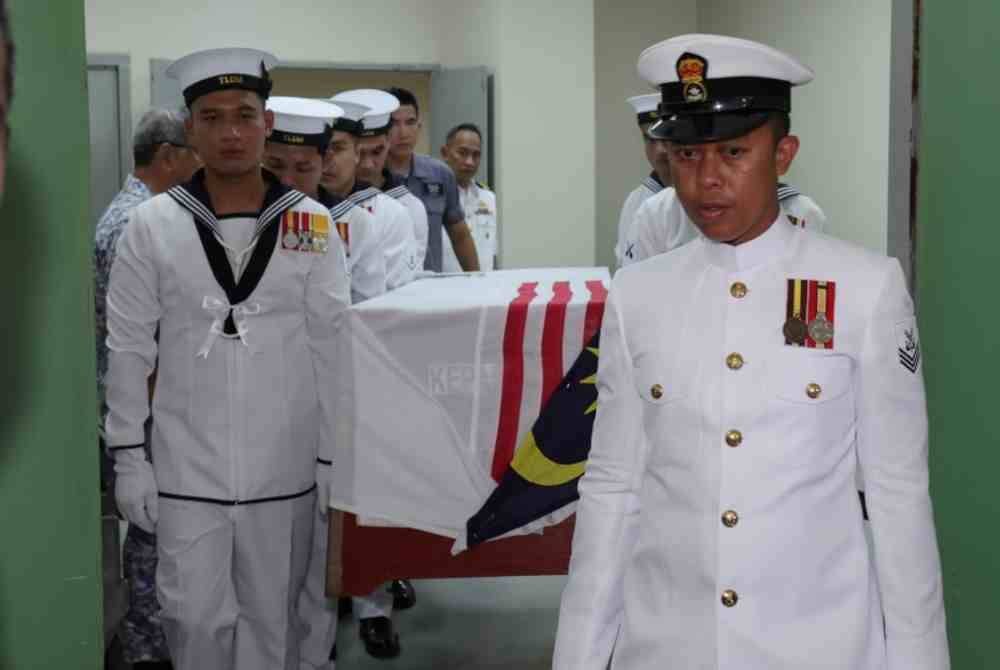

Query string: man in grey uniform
385 86 479 272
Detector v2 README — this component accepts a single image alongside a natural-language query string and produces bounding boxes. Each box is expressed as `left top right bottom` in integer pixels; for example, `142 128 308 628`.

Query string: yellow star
581 346 600 414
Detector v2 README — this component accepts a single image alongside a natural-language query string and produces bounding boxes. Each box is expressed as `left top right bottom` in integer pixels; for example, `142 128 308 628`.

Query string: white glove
113 449 158 533
316 462 332 518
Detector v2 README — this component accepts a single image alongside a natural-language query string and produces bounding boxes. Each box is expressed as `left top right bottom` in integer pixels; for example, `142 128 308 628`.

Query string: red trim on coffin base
338 513 575 596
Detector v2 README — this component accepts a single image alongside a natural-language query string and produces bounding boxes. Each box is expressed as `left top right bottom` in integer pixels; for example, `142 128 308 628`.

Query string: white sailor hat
167 47 279 108
331 89 400 137
637 34 813 144
266 97 343 151
627 94 661 126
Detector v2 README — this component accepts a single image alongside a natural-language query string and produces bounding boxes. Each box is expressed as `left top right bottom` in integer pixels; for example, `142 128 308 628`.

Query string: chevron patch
897 321 921 373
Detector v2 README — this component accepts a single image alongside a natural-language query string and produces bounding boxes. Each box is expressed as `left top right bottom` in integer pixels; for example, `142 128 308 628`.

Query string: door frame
888 0 917 291
87 53 133 186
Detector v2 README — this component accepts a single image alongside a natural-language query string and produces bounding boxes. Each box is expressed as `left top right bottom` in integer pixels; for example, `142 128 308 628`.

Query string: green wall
918 3 998 668
0 1 101 668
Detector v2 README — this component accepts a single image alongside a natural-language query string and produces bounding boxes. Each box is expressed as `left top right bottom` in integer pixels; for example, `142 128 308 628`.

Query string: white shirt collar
700 211 799 272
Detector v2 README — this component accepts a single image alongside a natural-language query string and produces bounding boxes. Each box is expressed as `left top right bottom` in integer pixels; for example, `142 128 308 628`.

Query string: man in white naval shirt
320 99 417 291
440 122 497 272
264 96 386 304
620 179 826 266
332 89 430 271
613 93 671 267
319 95 415 661
103 49 351 670
554 34 949 670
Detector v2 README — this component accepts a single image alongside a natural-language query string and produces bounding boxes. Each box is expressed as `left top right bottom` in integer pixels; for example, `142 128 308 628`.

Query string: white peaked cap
637 34 813 87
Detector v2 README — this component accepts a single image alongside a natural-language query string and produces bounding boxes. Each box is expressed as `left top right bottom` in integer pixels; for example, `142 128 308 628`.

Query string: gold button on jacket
725 430 743 447
806 382 822 399
730 282 748 298
721 590 739 608
722 510 739 528
650 384 664 400
726 353 744 370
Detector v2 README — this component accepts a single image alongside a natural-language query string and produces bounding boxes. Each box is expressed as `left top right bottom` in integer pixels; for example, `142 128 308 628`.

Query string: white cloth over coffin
328 268 610 543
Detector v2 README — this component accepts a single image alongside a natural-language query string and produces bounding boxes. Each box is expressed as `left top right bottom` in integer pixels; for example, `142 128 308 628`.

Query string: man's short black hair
1 0 14 106
386 87 419 116
768 112 790 142
446 123 482 144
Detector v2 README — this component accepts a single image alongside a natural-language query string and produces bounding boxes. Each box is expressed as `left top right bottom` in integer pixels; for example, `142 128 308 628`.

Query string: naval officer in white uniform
614 93 671 268
554 34 949 670
104 48 351 670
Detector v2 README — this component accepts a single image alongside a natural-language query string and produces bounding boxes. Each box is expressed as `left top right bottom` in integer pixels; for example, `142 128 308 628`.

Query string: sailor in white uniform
620 179 826 266
554 34 949 670
332 89 430 272
613 93 671 268
320 98 417 291
263 96 386 304
104 48 351 670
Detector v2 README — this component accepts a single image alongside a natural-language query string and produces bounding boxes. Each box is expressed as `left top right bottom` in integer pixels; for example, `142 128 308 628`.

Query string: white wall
491 3 596 269
84 0 451 128
698 0 893 253
440 1 597 269
593 0 698 268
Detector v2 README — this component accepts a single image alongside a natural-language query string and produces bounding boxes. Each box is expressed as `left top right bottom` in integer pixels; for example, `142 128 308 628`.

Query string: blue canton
94 174 152 401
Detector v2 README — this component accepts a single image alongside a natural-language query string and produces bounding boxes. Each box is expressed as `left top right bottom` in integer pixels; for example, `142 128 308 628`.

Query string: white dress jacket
554 218 948 670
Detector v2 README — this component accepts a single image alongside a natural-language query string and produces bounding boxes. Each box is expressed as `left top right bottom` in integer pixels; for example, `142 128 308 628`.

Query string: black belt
158 484 316 507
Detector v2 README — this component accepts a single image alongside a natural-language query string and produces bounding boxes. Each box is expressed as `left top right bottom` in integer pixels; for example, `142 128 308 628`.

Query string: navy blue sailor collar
643 171 666 194
168 168 305 241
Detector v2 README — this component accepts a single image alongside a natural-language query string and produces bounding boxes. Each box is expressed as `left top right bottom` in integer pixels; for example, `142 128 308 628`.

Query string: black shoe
389 579 416 610
338 596 353 619
133 663 173 670
359 616 401 659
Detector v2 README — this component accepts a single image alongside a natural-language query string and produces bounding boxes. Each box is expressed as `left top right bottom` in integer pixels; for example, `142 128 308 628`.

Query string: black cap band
270 126 333 151
332 118 363 136
183 71 273 108
357 125 390 138
637 110 659 126
658 76 791 118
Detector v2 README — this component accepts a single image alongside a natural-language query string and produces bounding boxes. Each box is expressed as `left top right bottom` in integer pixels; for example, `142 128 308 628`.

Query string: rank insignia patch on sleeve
897 321 922 373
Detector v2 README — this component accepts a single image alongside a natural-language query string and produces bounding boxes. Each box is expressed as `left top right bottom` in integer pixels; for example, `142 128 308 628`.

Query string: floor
105 575 568 669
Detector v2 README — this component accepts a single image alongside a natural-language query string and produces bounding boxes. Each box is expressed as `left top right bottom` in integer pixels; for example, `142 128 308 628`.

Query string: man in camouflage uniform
94 108 199 670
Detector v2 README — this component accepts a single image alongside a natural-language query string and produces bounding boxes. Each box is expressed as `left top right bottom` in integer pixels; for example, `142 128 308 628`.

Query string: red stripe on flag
540 282 573 407
583 280 609 344
491 282 539 482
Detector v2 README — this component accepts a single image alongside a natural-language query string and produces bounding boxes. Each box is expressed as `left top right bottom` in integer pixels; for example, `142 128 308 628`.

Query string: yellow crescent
509 430 586 487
